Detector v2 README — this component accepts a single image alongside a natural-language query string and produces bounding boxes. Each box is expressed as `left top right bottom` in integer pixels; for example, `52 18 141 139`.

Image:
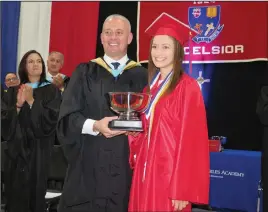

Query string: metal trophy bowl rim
108 92 151 113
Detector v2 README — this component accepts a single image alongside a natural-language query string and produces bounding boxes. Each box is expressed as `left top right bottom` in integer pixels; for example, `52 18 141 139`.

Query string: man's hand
94 116 126 138
171 200 189 211
52 75 64 89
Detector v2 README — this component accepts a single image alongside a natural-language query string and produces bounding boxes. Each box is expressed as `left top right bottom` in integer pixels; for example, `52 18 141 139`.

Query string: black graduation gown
1 84 7 142
53 75 70 146
1 84 9 109
1 84 5 98
47 75 70 191
256 85 268 212
57 58 148 212
1 83 61 212
63 75 70 89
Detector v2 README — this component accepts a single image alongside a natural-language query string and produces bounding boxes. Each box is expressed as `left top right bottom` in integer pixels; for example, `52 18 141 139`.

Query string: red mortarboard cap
145 12 198 46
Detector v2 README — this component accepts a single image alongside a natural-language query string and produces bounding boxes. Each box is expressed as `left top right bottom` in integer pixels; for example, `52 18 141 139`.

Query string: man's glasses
5 77 19 83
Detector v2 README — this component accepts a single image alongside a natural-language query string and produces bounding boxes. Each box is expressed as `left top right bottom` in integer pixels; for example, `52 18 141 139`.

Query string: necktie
111 62 120 70
111 62 121 78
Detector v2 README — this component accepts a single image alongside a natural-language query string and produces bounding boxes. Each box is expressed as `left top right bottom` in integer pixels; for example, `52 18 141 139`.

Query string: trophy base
108 120 143 131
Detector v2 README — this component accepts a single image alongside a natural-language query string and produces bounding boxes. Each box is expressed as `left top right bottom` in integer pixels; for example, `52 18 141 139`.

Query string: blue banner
1 2 20 86
209 150 261 212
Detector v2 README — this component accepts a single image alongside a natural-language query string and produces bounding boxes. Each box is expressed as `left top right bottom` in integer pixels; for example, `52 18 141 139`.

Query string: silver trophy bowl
108 92 151 131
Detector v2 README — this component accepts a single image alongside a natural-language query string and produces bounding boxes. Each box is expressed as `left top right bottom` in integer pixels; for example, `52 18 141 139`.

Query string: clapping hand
52 75 64 89
16 85 26 107
23 84 34 105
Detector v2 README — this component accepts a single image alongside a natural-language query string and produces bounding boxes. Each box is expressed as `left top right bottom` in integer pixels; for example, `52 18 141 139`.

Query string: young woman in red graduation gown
128 13 210 212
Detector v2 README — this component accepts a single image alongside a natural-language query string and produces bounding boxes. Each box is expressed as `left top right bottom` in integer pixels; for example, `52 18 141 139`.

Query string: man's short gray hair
49 51 64 64
103 14 131 32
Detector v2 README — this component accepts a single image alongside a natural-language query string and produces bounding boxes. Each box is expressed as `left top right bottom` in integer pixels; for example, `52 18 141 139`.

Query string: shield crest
188 5 224 43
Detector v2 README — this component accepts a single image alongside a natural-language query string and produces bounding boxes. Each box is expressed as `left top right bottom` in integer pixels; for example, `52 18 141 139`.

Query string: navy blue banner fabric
1 1 20 86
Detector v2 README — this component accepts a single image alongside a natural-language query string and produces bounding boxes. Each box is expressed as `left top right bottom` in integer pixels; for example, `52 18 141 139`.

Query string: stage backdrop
1 1 268 152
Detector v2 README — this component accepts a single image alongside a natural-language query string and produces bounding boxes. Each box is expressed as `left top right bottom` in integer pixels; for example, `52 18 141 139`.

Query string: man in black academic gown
47 51 70 146
57 14 148 212
257 85 268 212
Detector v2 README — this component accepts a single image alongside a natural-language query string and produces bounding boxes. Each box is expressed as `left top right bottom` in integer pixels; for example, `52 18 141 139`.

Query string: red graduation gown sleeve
168 79 210 204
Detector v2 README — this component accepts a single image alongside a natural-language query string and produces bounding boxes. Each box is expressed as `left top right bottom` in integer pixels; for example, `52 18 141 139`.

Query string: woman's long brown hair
147 36 184 96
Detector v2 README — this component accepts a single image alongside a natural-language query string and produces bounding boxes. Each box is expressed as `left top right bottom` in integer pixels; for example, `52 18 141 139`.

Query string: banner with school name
138 1 268 63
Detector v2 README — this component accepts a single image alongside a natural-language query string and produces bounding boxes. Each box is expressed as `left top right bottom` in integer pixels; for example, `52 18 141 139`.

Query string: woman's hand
171 200 189 211
23 84 34 105
126 131 140 137
16 85 26 107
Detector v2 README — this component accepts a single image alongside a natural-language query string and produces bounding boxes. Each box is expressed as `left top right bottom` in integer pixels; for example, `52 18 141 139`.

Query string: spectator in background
4 73 20 89
47 51 70 92
47 51 70 146
1 50 62 212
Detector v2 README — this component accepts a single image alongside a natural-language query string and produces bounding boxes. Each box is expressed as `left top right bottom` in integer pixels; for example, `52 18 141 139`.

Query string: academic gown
46 75 70 191
1 83 61 212
54 75 70 146
57 58 148 212
1 84 7 142
256 86 268 212
128 73 210 212
1 84 4 98
63 75 70 88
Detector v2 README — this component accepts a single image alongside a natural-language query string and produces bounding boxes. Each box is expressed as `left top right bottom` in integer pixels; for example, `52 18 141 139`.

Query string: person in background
47 51 70 92
4 73 20 89
128 13 210 212
2 73 20 105
256 85 268 212
57 14 147 212
47 51 70 146
1 50 62 212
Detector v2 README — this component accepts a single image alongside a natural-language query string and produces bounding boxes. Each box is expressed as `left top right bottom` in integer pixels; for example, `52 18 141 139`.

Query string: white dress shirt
103 54 129 72
81 54 129 136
